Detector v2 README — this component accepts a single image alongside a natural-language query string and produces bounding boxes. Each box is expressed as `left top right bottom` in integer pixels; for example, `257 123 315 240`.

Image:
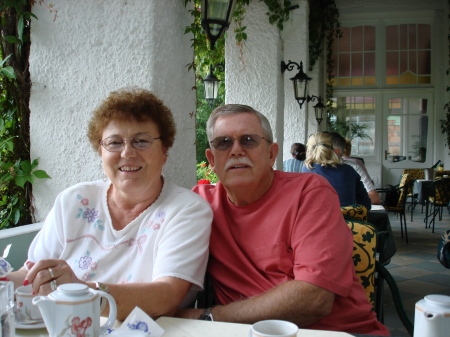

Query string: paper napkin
104 306 165 337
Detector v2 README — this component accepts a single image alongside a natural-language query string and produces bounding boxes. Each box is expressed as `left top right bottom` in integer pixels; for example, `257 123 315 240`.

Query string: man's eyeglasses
210 134 271 151
100 135 161 152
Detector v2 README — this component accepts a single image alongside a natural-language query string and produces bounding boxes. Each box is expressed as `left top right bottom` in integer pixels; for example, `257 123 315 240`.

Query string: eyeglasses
210 134 271 151
100 135 161 152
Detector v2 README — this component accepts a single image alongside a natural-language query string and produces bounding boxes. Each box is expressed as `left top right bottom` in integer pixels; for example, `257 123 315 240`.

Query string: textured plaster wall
225 0 314 168
29 0 196 220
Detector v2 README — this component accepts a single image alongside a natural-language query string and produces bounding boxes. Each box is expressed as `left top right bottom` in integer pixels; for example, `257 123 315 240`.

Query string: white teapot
32 283 117 337
414 294 450 337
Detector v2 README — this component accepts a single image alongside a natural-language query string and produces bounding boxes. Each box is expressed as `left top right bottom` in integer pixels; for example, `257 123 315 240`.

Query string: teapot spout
32 296 56 333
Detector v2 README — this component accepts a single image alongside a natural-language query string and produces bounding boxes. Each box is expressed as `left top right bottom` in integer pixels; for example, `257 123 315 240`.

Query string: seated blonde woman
301 132 371 210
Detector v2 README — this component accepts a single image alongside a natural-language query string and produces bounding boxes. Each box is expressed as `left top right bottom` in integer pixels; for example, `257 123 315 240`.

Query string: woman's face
100 119 167 196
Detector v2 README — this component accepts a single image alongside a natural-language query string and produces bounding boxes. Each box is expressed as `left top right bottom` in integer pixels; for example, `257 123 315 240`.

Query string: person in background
7 87 212 320
176 104 388 336
302 132 371 210
283 143 306 172
333 135 381 205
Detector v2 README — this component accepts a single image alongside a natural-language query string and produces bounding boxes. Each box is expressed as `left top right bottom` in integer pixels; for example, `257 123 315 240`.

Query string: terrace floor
381 203 450 336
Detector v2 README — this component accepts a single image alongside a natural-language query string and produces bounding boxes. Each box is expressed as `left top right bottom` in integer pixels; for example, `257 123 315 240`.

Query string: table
157 317 359 337
14 316 396 337
413 179 433 206
413 179 433 226
368 205 396 265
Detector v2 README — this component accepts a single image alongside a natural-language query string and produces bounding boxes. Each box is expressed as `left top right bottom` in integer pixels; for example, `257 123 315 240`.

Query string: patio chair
402 168 425 221
375 260 414 336
344 217 413 336
340 204 368 222
345 219 377 308
377 173 414 243
426 178 450 233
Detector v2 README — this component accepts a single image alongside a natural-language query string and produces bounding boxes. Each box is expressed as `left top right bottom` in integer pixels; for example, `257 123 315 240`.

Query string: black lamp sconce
203 63 225 107
201 0 237 50
281 60 325 125
307 95 325 125
281 60 312 109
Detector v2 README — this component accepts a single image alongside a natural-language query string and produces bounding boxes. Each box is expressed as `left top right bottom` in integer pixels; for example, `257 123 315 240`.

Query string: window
330 96 376 156
332 26 376 86
387 97 429 163
332 22 431 88
385 24 431 85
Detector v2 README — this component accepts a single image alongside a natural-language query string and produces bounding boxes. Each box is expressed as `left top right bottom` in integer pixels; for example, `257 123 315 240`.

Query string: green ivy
186 1 340 165
440 17 450 152
0 1 51 229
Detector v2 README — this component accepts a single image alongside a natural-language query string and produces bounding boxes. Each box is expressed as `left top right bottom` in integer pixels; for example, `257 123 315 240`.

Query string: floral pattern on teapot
59 315 93 337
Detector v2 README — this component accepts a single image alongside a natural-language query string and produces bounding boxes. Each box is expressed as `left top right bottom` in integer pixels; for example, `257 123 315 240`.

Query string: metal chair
426 178 450 233
344 215 413 336
377 174 414 243
375 260 414 336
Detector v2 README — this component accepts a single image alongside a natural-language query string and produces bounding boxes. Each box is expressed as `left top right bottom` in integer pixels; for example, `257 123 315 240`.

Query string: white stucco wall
29 0 196 220
225 0 315 168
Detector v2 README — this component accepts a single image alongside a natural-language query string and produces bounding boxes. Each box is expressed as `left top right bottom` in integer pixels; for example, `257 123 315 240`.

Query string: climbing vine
184 0 341 164
0 1 52 229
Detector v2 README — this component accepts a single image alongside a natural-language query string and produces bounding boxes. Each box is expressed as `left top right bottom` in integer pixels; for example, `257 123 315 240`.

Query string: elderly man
177 104 389 336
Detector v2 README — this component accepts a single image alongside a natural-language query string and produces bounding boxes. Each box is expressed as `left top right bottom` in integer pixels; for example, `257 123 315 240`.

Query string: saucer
15 321 46 330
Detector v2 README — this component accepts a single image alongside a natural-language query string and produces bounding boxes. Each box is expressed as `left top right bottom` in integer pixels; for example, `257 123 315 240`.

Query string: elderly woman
8 87 212 320
301 132 371 209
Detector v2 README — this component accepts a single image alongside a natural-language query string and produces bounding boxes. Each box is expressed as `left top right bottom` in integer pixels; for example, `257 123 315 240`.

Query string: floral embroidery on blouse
76 194 104 230
74 251 98 281
141 210 166 233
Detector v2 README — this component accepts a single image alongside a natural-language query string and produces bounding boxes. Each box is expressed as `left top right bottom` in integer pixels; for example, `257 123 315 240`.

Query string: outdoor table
413 179 433 206
413 179 434 226
14 316 396 337
368 205 396 265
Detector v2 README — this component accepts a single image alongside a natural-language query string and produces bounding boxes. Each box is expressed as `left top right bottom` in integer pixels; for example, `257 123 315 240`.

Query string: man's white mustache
224 157 254 170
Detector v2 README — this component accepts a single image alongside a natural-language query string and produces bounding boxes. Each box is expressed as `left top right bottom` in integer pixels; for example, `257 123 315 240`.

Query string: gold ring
48 267 55 279
50 279 57 291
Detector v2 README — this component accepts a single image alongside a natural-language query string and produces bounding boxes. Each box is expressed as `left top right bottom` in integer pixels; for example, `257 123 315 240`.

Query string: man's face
206 113 278 191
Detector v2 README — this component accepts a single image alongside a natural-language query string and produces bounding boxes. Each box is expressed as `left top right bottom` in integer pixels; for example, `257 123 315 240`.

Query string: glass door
382 92 434 185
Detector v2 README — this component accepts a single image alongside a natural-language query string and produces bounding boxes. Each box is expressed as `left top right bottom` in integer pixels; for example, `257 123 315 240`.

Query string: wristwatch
199 307 214 321
95 282 110 313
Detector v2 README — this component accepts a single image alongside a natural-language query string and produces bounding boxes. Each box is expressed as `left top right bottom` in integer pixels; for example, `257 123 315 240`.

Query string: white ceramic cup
250 320 298 337
15 284 43 322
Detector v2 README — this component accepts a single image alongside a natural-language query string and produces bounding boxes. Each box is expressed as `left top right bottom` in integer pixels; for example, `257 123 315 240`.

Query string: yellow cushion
346 220 376 308
340 204 369 222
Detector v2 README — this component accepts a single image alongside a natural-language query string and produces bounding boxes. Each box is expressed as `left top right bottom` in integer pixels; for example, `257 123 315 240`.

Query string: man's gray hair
206 104 274 143
328 131 346 157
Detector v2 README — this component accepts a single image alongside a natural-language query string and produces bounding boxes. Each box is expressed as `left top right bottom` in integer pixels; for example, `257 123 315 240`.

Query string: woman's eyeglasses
210 134 271 151
100 135 161 152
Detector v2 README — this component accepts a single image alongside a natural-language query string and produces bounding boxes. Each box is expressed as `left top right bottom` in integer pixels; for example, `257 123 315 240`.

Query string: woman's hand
24 259 85 295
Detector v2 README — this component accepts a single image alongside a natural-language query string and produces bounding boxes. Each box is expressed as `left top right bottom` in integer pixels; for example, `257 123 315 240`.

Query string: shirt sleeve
27 192 67 264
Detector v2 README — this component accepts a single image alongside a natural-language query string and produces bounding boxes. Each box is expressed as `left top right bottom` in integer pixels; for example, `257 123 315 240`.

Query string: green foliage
0 1 52 229
439 20 450 152
185 0 301 166
196 161 218 183
328 119 372 143
308 0 341 117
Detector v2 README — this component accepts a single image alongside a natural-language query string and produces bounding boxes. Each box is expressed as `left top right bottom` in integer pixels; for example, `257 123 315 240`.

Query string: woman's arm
94 277 192 320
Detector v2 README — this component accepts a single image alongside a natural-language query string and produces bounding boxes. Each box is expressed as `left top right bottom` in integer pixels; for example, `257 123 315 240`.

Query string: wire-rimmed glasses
100 135 161 152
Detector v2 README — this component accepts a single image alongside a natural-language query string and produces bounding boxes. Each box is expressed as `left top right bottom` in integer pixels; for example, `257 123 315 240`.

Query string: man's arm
368 189 381 205
176 279 335 327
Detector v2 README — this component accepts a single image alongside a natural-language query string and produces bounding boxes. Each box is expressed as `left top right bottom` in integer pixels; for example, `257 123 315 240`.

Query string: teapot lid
424 294 450 307
58 283 88 293
49 283 97 302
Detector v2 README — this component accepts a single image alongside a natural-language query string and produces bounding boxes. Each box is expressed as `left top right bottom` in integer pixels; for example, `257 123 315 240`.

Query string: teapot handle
99 292 117 333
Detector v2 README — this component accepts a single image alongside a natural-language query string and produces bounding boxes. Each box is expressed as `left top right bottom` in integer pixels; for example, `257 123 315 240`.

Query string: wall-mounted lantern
201 0 237 50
